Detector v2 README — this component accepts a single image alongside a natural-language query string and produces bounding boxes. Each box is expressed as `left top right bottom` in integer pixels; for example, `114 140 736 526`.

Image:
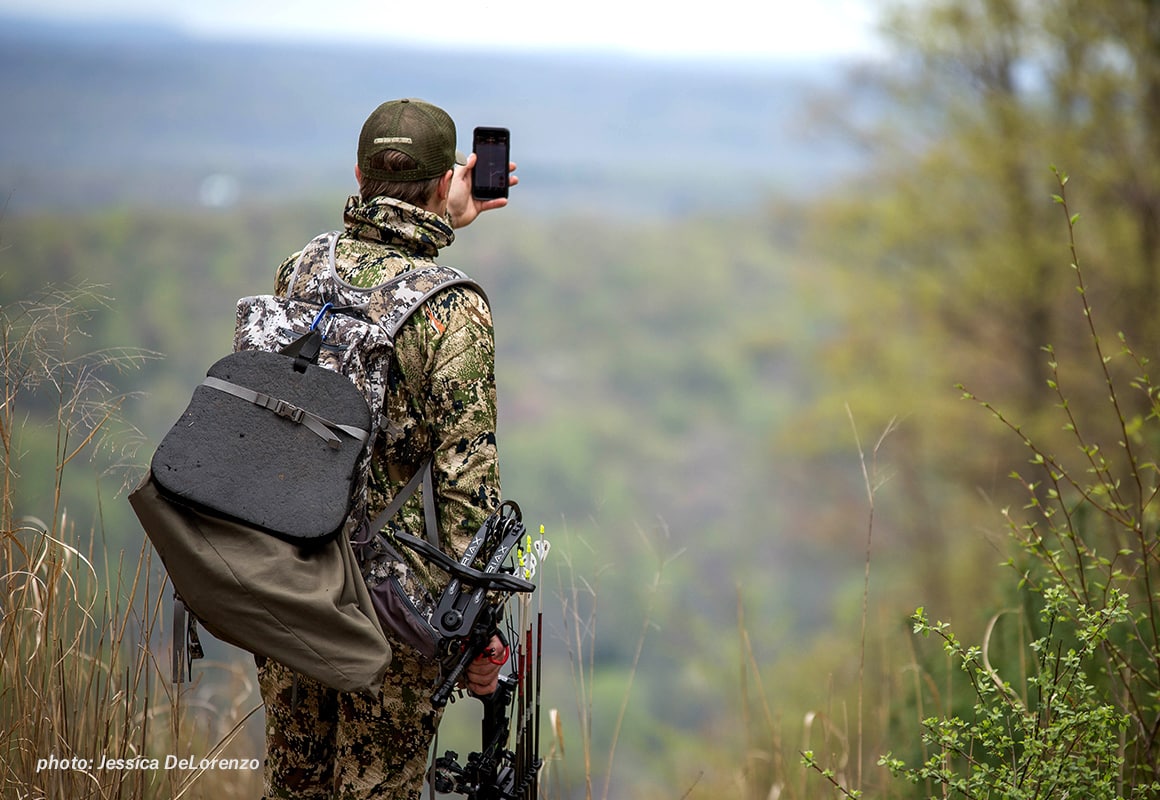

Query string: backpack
129 230 484 693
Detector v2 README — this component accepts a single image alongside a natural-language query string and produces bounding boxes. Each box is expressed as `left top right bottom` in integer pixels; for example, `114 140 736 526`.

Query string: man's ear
437 168 454 201
354 164 363 184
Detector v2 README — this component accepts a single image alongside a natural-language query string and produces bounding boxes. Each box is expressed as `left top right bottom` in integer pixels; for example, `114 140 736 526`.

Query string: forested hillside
6 2 1160 798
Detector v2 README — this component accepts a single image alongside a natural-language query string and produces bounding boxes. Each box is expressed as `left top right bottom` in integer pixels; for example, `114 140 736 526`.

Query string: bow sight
395 501 544 799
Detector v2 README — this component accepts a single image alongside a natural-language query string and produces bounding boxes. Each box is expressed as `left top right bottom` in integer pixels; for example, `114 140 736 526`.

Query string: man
257 97 517 800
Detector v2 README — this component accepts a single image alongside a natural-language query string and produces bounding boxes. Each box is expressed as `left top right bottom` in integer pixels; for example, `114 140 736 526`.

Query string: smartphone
472 127 510 200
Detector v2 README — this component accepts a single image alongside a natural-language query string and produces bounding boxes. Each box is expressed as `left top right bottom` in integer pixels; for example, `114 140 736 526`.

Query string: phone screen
472 127 510 200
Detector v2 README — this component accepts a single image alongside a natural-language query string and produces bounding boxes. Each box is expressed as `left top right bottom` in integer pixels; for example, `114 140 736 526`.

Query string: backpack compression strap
199 326 369 449
366 456 439 547
172 594 204 683
199 376 370 449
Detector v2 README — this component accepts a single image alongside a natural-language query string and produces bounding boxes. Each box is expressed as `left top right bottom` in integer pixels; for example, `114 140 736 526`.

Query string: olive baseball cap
357 98 465 182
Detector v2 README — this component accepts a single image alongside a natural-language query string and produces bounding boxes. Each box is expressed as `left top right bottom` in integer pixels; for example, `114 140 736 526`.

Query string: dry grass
1 286 263 799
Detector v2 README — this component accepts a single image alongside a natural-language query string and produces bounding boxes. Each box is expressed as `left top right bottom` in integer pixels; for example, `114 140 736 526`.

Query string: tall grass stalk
555 527 601 800
736 588 788 799
848 408 898 794
1 286 262 799
799 412 895 800
552 520 681 799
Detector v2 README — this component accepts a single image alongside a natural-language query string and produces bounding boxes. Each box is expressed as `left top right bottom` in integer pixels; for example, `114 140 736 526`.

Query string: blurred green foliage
0 197 897 797
0 187 1015 798
6 0 1160 796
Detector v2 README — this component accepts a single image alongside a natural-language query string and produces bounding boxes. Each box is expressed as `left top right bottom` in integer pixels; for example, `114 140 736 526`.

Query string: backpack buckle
272 399 306 424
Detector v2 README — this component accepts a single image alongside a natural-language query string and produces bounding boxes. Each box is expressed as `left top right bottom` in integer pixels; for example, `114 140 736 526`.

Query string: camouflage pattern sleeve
383 284 501 561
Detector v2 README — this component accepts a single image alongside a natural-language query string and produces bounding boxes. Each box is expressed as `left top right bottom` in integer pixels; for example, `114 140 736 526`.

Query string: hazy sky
1 0 883 60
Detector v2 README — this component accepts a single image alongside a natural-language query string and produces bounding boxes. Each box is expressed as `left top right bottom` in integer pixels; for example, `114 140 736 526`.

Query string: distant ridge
0 13 191 46
0 15 873 217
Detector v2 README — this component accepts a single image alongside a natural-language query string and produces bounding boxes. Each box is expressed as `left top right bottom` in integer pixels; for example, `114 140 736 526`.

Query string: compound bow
394 501 545 799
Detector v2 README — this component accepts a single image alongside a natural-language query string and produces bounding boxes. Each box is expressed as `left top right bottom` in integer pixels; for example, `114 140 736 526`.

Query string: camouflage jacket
274 195 501 598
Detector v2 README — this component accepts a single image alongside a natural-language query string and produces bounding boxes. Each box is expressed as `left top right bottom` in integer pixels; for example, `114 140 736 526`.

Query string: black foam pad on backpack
150 349 371 544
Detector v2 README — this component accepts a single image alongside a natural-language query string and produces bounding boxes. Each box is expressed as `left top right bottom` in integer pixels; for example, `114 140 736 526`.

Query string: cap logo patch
374 136 413 145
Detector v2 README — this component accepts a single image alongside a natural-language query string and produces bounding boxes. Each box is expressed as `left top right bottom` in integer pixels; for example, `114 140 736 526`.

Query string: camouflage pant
257 645 443 800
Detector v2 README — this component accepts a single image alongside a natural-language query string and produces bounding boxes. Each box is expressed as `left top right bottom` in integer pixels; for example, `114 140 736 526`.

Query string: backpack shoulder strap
284 231 340 300
366 456 439 547
282 232 488 550
284 232 487 331
373 265 488 337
